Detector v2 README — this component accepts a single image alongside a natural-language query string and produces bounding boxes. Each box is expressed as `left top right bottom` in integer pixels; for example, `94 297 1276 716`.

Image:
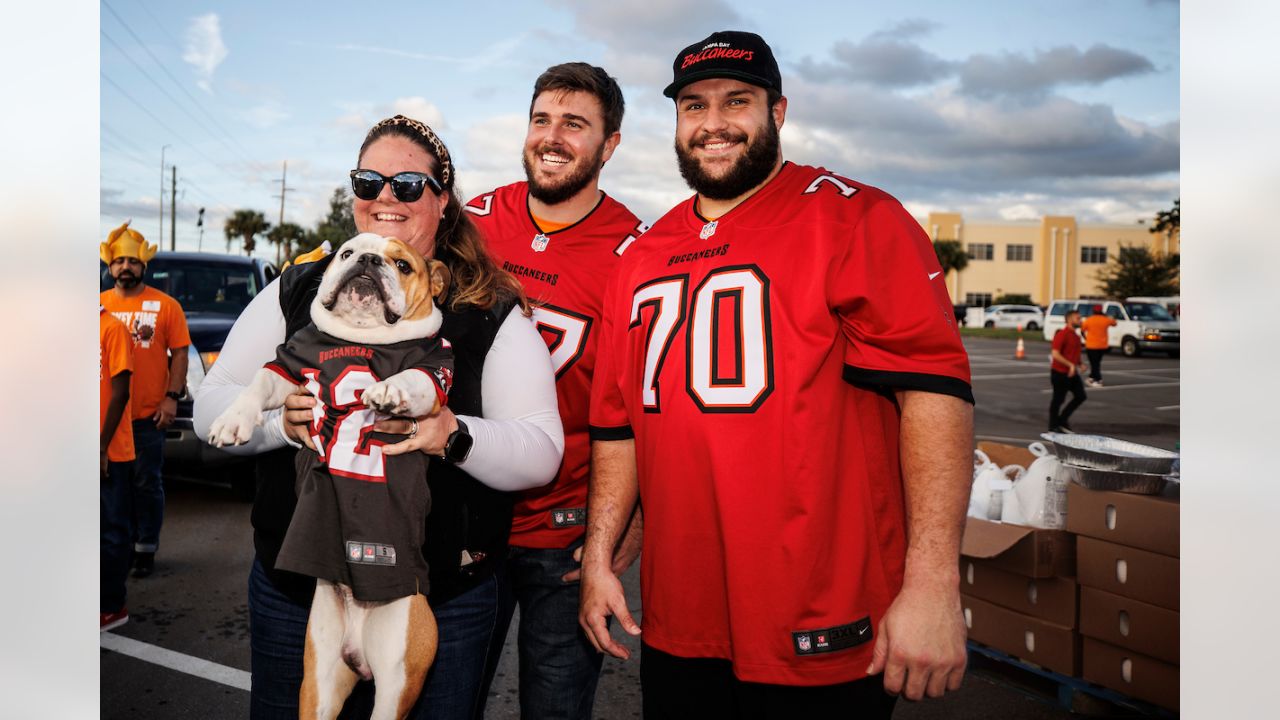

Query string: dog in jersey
209 232 452 720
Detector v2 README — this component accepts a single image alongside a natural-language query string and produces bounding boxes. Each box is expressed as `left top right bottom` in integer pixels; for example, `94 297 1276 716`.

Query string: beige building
920 212 1179 306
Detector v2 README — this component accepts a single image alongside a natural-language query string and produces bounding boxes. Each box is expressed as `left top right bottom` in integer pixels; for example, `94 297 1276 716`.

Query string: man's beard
114 272 141 290
675 112 780 201
523 143 605 206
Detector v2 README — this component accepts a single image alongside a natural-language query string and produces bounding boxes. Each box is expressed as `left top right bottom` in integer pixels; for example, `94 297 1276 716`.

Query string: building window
967 243 994 261
1081 246 1108 264
1006 244 1033 262
965 292 993 307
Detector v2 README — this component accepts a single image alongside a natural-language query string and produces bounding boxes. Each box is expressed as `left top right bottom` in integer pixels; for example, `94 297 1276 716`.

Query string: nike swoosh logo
859 626 869 635
928 271 942 280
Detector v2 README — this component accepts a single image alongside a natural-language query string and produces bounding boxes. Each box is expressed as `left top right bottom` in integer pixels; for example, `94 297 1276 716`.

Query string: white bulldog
208 232 450 720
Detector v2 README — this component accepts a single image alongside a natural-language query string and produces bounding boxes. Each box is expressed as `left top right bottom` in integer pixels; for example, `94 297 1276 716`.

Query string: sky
99 0 1180 258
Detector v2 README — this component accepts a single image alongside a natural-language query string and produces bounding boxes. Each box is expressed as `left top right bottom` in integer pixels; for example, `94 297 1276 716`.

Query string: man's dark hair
531 62 625 136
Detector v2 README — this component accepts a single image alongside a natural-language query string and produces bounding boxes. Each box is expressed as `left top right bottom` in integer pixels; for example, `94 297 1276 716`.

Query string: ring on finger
408 418 418 439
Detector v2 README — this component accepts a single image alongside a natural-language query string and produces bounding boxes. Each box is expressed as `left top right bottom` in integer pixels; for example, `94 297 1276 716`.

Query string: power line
101 0 256 161
100 28 256 169
101 72 227 170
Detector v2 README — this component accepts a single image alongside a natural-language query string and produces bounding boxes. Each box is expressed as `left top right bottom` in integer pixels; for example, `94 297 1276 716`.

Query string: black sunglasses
349 169 443 203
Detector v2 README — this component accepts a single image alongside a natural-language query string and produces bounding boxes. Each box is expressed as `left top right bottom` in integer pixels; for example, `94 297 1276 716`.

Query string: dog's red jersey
588 162 972 685
467 182 645 549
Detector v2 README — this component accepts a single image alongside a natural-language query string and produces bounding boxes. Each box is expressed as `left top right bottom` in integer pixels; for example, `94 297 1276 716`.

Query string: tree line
222 187 356 266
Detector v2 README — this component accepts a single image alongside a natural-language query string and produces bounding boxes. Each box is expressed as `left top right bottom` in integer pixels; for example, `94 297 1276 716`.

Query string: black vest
252 253 517 605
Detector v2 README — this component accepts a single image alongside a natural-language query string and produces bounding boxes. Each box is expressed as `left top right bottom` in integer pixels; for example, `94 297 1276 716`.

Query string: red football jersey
589 162 972 685
467 182 645 548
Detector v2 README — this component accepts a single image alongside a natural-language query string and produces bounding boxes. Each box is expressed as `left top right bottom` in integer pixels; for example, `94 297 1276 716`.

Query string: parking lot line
1156 405 1180 411
101 632 250 692
971 372 1050 380
1039 381 1180 393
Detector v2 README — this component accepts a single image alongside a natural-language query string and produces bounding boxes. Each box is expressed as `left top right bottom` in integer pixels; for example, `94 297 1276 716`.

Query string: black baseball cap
663 30 782 99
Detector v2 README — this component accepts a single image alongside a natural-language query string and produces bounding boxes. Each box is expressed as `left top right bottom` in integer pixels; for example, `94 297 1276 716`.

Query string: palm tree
267 222 308 266
1149 198 1179 255
224 210 270 256
933 240 969 278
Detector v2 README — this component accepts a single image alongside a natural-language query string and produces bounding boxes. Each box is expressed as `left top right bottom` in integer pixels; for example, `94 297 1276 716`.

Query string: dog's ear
428 260 451 302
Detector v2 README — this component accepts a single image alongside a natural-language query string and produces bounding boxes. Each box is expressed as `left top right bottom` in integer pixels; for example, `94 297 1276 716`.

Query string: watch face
446 428 474 463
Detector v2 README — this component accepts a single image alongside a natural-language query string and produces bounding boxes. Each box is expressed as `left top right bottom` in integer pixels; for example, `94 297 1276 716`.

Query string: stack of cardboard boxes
960 442 1081 676
1069 482 1180 712
960 442 1179 712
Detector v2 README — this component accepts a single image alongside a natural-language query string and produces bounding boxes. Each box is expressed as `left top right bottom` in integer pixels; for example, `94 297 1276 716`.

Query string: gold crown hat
100 220 159 264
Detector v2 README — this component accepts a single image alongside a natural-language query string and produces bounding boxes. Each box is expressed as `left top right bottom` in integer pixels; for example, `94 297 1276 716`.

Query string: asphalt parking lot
101 335 1178 718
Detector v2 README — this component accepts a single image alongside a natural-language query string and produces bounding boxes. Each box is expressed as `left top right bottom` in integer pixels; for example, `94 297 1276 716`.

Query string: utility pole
197 208 206 252
159 144 170 241
170 165 177 251
272 160 295 265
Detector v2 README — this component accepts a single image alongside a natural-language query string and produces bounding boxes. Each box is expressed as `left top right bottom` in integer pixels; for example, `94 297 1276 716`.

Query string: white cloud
243 101 289 129
182 13 228 94
390 98 446 129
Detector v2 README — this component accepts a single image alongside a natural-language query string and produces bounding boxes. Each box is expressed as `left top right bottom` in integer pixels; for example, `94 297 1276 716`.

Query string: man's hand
578 564 641 659
154 396 178 429
866 576 967 700
281 388 318 450
563 507 642 582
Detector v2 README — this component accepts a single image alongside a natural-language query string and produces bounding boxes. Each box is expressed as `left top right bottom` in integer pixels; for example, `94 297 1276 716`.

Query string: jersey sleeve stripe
842 365 975 405
264 362 301 385
588 424 635 441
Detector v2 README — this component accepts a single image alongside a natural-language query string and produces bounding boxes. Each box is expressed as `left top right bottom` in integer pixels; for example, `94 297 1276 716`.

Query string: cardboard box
1082 637 1179 711
962 594 1080 676
961 516 1075 578
1067 482 1179 557
977 441 1038 470
1079 586 1178 664
1076 536 1179 610
961 559 1078 627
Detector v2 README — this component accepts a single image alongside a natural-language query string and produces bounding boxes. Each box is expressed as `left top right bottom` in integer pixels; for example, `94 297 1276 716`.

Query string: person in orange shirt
101 306 134 631
1080 304 1118 387
100 222 191 578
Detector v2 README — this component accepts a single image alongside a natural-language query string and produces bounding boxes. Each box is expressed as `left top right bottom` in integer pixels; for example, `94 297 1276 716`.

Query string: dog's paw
207 403 262 447
362 379 409 415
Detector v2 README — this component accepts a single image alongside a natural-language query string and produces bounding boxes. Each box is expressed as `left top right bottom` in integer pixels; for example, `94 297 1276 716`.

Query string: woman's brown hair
359 115 530 315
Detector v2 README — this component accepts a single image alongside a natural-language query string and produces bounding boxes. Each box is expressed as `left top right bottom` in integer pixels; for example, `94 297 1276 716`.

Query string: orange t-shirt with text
100 308 135 462
101 286 192 419
1081 314 1117 350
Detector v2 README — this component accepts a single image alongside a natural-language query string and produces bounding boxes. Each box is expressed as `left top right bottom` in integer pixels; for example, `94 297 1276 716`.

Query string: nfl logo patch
531 233 550 252
348 543 361 560
798 634 812 652
699 221 718 240
554 511 565 524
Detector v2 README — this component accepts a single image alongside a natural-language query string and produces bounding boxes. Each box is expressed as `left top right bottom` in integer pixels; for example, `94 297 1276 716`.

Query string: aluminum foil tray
1059 462 1170 495
1040 432 1179 475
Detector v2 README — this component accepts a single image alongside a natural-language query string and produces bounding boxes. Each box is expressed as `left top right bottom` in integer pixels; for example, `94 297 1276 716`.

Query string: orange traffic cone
1014 324 1026 360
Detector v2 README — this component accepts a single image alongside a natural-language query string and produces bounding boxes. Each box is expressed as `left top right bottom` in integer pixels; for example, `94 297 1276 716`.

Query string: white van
1041 299 1180 357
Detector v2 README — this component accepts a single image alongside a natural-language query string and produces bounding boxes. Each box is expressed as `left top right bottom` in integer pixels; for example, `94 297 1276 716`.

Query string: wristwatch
442 418 473 464
165 390 183 401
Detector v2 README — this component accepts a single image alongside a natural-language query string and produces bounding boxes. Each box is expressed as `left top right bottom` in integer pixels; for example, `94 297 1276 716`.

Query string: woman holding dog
195 114 564 720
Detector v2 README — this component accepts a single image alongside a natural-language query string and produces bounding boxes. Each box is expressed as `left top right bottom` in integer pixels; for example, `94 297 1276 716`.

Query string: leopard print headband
367 114 454 190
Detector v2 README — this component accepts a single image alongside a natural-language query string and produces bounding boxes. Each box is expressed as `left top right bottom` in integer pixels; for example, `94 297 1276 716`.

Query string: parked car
1041 299 1180 357
101 252 279 496
982 304 1045 331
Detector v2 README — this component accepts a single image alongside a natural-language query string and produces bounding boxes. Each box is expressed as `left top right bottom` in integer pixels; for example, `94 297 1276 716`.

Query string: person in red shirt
1080 304 1118 386
100 306 134 631
467 63 647 720
580 30 973 718
1050 309 1088 431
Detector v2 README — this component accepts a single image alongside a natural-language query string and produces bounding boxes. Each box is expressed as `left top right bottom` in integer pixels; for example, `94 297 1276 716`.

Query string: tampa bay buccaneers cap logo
663 30 782 99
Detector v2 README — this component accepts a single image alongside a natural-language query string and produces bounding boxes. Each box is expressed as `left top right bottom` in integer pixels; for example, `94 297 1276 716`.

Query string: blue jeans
248 556 501 720
481 540 603 720
130 419 166 553
101 460 134 613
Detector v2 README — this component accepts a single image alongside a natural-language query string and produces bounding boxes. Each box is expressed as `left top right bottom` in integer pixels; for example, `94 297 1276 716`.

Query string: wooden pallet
967 642 1178 717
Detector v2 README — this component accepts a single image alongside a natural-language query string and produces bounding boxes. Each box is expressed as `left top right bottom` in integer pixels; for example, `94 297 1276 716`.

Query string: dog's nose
356 253 383 267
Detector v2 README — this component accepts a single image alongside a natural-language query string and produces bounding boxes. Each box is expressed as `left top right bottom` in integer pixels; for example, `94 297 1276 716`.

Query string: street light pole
159 144 171 241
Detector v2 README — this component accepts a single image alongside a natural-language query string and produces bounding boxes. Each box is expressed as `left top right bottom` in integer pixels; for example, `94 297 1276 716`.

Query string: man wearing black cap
580 30 975 716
